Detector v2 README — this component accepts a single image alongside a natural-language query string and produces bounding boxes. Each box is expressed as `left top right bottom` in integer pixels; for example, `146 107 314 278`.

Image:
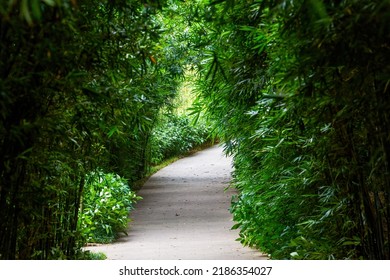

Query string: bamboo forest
1 0 390 260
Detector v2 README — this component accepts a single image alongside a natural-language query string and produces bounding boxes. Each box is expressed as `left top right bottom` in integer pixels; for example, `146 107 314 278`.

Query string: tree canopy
1 0 390 259
192 0 390 259
0 0 181 259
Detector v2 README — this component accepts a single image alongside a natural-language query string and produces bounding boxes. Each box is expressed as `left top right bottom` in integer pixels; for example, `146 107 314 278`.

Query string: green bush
192 0 390 259
150 115 211 165
0 0 182 259
78 171 141 244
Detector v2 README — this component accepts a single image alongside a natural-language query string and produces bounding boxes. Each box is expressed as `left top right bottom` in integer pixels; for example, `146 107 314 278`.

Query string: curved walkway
86 145 267 260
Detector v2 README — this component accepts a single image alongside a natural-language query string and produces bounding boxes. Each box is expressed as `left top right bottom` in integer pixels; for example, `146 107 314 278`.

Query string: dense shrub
150 115 211 165
0 0 181 259
78 171 141 244
193 0 390 259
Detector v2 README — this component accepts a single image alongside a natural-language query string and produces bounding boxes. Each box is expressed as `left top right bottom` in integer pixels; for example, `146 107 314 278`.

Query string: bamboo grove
192 0 390 259
1 0 390 260
0 0 182 259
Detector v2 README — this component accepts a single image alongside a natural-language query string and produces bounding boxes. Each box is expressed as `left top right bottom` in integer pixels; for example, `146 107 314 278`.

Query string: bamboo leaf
21 0 33 25
31 0 42 20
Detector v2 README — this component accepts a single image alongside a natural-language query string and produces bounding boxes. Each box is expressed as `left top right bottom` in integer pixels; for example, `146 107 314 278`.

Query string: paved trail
86 145 267 260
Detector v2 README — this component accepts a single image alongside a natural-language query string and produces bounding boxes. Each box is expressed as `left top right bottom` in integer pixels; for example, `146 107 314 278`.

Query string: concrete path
86 145 267 260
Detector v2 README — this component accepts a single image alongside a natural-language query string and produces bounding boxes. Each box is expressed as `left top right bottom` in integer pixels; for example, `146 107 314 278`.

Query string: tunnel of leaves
1 0 390 259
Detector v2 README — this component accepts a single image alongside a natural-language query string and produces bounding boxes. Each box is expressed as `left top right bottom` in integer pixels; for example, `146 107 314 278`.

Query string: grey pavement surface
85 145 267 260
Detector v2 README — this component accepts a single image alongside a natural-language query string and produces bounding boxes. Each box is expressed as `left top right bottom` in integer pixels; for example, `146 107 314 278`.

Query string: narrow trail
86 145 267 260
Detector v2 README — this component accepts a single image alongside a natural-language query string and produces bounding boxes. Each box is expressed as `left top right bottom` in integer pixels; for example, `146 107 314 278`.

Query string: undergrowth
78 171 141 244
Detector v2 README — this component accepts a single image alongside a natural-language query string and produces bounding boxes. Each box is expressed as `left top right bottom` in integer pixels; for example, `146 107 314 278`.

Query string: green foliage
78 171 141 244
150 114 211 165
3 0 389 261
77 250 107 260
192 0 390 259
0 0 182 259
277 0 390 260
